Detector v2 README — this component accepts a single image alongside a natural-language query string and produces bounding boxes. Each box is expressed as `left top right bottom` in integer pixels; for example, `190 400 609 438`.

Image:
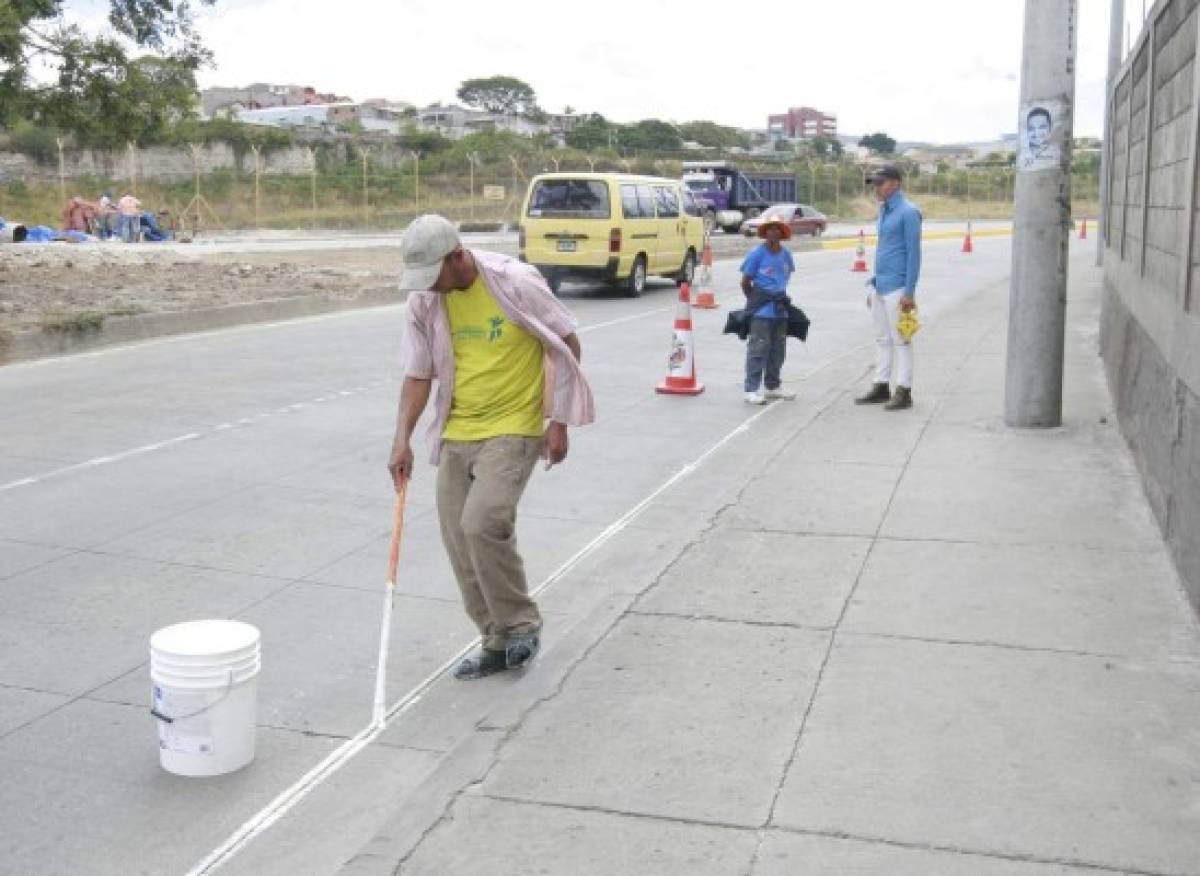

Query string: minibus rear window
527 180 611 218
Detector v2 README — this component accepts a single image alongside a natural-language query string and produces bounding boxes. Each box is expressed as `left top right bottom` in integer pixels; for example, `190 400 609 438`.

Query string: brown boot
855 382 891 405
885 386 912 411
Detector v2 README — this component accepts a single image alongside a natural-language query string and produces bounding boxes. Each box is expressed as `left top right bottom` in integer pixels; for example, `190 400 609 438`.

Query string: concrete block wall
0 138 416 185
1102 0 1200 611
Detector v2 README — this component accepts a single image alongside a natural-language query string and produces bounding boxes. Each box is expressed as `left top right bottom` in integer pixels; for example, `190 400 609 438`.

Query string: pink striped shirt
404 250 596 463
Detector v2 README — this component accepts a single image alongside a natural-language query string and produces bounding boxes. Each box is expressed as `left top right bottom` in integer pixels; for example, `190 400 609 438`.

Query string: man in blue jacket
857 165 922 411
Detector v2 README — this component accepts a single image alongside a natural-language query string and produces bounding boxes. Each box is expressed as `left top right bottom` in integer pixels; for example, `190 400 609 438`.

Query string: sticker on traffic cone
693 236 718 309
962 222 974 254
1079 217 1088 240
656 282 705 396
851 229 869 272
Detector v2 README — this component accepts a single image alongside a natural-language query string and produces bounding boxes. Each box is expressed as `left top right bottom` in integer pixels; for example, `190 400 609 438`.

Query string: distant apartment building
233 103 342 130
414 103 567 140
201 83 350 119
901 144 980 173
767 106 838 141
229 101 404 134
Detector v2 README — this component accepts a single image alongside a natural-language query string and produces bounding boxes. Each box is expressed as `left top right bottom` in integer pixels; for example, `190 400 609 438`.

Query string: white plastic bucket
150 619 261 777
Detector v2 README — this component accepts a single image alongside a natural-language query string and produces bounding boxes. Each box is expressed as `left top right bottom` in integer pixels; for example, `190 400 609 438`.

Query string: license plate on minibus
556 240 577 252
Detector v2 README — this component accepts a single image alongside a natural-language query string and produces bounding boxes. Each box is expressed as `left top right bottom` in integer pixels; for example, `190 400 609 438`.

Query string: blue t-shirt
740 244 793 318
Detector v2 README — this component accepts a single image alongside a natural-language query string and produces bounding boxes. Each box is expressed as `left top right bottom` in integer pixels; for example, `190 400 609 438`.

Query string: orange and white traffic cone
851 229 869 272
656 282 705 396
693 236 718 309
1079 217 1088 240
962 222 974 254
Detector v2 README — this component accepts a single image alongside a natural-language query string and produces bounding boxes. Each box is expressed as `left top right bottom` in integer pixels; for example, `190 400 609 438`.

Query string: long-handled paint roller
372 481 408 728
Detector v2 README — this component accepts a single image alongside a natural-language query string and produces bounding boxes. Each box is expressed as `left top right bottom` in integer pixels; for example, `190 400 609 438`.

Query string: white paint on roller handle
371 580 394 728
183 342 872 875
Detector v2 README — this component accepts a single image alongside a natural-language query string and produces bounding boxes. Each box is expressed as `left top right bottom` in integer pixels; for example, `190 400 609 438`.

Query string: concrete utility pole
1005 0 1078 427
1097 0 1125 266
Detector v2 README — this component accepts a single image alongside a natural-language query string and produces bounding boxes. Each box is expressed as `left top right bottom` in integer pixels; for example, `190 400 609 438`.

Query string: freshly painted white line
0 433 201 492
182 342 870 876
182 397 784 876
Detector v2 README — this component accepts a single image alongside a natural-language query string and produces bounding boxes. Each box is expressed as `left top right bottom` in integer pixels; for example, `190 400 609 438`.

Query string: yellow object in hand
896 307 920 341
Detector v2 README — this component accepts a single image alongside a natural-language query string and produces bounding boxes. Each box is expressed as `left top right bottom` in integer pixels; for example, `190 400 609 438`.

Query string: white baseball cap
399 214 462 291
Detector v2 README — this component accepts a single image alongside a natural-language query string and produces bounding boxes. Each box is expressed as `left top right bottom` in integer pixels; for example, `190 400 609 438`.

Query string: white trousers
872 290 914 388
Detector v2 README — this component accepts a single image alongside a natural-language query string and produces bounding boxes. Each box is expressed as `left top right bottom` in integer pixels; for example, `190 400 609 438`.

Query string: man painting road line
388 214 594 679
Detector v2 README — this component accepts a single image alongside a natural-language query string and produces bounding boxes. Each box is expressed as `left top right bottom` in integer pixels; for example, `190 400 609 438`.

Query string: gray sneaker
506 632 541 670
453 647 509 680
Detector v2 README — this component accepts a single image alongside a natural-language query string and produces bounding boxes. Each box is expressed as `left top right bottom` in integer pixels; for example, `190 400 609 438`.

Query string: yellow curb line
817 227 1013 251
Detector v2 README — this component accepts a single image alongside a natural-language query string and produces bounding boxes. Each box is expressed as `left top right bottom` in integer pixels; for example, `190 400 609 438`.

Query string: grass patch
40 311 106 333
105 304 148 318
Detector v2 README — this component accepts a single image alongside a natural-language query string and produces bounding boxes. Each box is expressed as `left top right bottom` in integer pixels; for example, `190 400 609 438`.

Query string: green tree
1 0 213 139
859 131 897 155
456 75 537 115
566 113 613 151
447 130 532 165
1072 150 1101 174
619 119 681 152
399 125 452 154
677 120 749 149
44 54 201 147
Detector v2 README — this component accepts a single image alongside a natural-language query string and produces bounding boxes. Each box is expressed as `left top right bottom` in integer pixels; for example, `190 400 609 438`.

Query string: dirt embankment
0 244 403 335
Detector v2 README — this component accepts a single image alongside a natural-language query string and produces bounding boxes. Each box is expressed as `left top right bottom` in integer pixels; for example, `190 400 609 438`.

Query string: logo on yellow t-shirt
444 276 545 441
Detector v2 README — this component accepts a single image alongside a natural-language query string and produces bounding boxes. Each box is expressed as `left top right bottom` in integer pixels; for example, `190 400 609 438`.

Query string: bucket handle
150 668 236 725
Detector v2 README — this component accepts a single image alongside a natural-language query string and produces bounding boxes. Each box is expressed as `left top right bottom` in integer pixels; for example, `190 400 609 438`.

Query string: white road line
183 394 787 876
577 307 671 334
0 304 676 496
187 340 873 874
0 433 201 492
185 336 879 874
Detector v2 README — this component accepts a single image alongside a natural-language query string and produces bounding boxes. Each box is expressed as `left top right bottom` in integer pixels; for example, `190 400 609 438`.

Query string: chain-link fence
0 146 1103 234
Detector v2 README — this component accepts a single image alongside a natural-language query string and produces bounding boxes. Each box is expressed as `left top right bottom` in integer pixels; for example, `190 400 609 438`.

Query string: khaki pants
437 436 543 650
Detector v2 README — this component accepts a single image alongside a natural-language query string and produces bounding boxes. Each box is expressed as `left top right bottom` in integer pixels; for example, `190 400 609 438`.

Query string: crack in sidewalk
387 361 867 871
744 325 989 876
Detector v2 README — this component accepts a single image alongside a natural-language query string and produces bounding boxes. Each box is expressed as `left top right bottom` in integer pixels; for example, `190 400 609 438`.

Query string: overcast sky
79 1 1151 143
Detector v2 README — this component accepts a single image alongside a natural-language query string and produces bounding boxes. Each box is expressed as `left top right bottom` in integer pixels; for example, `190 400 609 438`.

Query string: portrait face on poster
1018 100 1064 171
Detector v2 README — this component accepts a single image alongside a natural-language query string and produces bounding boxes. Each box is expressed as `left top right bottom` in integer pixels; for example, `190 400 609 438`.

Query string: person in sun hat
387 214 594 680
739 213 797 404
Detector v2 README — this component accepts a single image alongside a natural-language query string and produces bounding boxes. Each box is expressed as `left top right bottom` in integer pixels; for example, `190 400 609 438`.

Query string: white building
234 104 340 130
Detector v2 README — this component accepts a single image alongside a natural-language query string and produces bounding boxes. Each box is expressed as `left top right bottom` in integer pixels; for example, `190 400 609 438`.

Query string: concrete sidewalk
341 253 1200 876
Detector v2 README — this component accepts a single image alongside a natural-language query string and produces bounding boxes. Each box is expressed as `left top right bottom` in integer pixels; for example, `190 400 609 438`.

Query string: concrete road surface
0 234 1103 875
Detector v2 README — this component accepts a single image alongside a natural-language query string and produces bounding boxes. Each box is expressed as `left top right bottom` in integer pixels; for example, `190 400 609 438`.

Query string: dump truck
681 161 798 233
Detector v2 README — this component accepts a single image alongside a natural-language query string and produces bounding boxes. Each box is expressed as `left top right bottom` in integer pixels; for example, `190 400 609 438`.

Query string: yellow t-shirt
443 275 545 441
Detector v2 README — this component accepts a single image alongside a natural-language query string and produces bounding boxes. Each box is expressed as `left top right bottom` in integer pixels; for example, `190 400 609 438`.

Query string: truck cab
682 160 798 234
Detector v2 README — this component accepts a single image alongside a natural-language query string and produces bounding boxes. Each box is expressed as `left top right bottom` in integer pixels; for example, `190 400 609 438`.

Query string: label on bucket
154 685 215 756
